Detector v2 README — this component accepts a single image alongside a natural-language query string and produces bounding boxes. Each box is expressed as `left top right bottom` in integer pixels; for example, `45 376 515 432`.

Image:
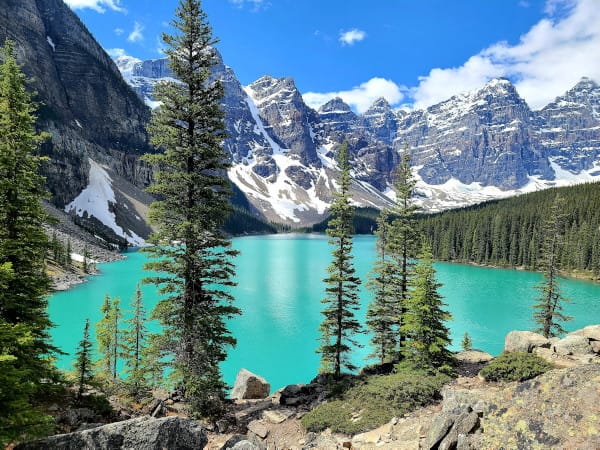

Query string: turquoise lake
48 234 600 392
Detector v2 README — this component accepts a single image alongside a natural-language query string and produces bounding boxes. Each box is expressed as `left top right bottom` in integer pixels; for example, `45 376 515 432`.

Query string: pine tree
533 195 571 337
389 146 420 352
142 333 166 389
0 263 52 445
122 284 148 398
74 319 94 400
95 294 121 382
110 297 122 380
0 40 57 442
401 244 455 373
142 0 239 418
461 332 473 351
318 142 362 379
366 208 398 363
83 244 91 274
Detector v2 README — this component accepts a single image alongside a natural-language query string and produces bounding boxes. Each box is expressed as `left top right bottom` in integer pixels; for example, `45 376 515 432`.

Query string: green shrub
301 368 451 434
479 352 552 382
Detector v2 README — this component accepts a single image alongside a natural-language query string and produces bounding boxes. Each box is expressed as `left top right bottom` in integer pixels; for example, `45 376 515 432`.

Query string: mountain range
3 0 600 244
119 52 600 222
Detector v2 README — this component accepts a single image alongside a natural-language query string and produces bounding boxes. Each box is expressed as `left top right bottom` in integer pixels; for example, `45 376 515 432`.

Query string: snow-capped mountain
117 52 600 223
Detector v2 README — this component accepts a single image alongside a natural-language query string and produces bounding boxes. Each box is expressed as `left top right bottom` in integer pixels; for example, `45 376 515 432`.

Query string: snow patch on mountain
65 158 145 246
411 158 600 213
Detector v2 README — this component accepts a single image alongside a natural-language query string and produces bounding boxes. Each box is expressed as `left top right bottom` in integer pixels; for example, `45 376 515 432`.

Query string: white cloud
114 28 124 36
229 0 268 11
106 48 126 58
64 0 126 13
339 29 367 46
127 22 144 43
303 78 404 114
411 0 600 109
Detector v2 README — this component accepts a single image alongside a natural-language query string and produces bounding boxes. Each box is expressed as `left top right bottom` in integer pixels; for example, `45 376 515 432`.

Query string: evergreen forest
419 182 600 277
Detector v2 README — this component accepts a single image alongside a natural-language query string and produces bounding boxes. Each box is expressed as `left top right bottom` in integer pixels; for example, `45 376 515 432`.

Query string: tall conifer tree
401 244 454 373
366 146 419 362
533 195 571 337
366 209 398 363
142 0 239 417
0 40 56 442
318 142 362 379
122 284 148 398
75 319 94 399
390 147 419 351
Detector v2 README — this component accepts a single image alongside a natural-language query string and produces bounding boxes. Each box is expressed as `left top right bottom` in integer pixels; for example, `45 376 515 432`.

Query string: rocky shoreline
15 325 598 449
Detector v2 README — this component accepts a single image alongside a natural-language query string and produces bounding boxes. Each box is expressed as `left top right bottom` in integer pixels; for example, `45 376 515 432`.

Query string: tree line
419 182 600 276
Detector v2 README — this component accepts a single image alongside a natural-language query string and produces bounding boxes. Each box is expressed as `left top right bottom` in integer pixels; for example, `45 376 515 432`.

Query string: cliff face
0 0 154 243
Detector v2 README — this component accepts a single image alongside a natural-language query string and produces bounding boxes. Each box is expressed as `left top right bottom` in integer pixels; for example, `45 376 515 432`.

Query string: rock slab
504 330 549 353
231 369 270 400
15 416 207 450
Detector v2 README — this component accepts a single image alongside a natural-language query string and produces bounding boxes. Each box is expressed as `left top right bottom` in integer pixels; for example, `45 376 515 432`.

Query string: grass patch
479 352 552 382
301 368 451 435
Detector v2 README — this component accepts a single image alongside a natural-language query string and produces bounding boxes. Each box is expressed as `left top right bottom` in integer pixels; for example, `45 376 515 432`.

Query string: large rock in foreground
15 416 207 450
504 330 549 353
231 369 270 400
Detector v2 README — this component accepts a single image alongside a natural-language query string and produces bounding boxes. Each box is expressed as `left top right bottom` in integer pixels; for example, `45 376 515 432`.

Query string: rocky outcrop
230 369 270 400
1 0 153 245
15 416 207 450
504 330 550 353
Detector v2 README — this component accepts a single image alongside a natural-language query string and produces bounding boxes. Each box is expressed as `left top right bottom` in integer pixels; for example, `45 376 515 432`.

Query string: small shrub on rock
301 368 451 434
479 352 552 382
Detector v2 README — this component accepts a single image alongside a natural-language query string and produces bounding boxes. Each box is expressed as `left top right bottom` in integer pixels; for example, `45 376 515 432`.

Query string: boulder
455 350 494 364
591 340 600 354
582 325 600 341
230 369 270 400
552 335 593 356
425 414 455 449
247 420 269 439
15 416 207 450
504 331 550 353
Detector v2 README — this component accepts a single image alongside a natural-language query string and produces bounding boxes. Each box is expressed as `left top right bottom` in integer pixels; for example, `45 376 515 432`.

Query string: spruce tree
95 294 121 382
318 142 362 379
123 284 148 398
533 195 571 337
74 319 94 399
461 332 473 352
366 208 398 363
401 244 454 373
142 0 239 418
367 146 419 363
0 40 56 441
389 146 420 352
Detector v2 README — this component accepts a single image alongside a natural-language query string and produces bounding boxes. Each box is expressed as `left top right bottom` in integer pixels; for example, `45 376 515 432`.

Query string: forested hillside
419 182 600 276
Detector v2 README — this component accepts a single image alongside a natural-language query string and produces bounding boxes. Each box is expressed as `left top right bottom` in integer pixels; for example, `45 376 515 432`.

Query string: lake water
48 234 600 392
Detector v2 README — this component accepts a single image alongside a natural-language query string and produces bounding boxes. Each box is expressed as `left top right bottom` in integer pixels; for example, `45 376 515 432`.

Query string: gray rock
231 368 270 400
220 434 246 450
454 412 479 434
425 414 455 449
15 416 207 450
504 330 550 353
582 325 600 341
247 420 269 439
456 350 494 363
231 441 261 450
553 335 593 355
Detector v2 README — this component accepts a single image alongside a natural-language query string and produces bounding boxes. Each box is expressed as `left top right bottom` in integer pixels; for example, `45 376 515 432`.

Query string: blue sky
65 0 600 112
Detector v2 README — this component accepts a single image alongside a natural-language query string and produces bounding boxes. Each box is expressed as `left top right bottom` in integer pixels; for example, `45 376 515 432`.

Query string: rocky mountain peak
366 96 391 112
318 97 354 115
